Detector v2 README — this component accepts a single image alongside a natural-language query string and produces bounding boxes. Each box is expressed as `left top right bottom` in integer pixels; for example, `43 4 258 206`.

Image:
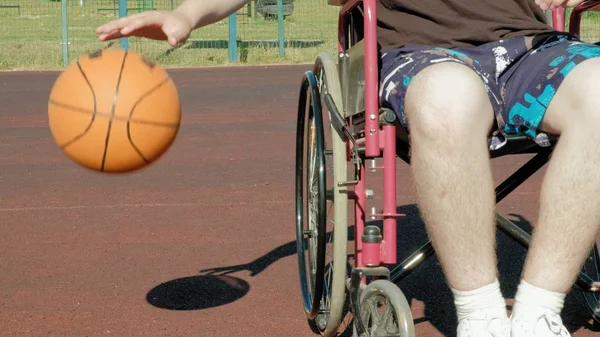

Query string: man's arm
96 0 249 45
174 0 249 30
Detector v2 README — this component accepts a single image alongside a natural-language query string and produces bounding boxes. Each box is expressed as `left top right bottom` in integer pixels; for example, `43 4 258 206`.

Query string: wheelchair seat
344 40 558 161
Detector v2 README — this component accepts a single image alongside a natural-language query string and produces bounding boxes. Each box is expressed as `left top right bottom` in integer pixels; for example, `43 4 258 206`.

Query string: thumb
166 31 190 47
167 34 178 47
163 23 189 47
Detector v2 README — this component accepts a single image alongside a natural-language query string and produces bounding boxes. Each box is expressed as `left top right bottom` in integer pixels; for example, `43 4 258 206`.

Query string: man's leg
512 57 600 332
405 62 497 291
524 57 600 294
380 45 510 334
499 38 600 335
403 62 509 333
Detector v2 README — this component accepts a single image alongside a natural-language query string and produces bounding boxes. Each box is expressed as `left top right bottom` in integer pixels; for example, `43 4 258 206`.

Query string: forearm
174 0 249 30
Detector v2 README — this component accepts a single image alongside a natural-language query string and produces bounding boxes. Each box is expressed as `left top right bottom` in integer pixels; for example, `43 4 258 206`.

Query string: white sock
512 280 566 318
451 279 508 322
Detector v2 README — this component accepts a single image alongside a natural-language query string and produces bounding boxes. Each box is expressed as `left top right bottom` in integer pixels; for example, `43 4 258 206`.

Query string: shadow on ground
146 204 600 336
146 275 250 311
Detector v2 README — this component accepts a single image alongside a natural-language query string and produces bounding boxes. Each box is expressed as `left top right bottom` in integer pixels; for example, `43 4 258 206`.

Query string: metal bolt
366 189 374 199
369 114 376 120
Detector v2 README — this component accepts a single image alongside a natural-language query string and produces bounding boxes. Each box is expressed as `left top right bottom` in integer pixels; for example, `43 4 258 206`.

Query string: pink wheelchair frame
295 1 600 336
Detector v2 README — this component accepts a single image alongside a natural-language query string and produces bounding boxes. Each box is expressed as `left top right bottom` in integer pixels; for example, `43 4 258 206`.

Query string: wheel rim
581 244 600 321
295 70 326 318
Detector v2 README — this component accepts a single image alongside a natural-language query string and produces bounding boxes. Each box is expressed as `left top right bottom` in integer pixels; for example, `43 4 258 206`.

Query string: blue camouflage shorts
379 32 600 149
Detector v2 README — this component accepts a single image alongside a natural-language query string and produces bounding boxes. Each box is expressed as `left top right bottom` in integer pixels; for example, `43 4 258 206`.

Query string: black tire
295 69 327 321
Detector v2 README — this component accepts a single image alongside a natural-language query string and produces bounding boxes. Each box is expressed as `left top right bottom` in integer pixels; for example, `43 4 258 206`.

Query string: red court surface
0 66 599 336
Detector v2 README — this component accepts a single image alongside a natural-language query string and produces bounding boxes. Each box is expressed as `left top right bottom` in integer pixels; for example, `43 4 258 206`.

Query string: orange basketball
48 48 181 173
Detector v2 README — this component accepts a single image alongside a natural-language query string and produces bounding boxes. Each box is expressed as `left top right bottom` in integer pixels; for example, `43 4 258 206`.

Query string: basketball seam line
126 77 174 164
58 61 98 150
48 99 179 128
100 51 129 171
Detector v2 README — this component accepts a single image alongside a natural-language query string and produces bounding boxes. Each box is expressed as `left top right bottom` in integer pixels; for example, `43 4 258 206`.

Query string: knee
545 58 600 135
404 62 493 141
560 58 600 130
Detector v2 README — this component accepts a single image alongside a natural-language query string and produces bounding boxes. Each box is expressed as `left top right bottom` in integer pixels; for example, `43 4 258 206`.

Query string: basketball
47 48 181 173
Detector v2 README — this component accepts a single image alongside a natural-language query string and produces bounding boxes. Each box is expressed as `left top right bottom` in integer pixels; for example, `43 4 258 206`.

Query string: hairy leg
404 62 496 291
523 58 600 293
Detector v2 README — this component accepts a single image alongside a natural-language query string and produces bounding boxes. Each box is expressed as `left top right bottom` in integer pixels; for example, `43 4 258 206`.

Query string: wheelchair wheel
295 51 349 336
581 243 600 322
357 280 415 337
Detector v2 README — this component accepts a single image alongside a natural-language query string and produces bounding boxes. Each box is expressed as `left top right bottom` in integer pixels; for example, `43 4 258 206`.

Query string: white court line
0 200 293 212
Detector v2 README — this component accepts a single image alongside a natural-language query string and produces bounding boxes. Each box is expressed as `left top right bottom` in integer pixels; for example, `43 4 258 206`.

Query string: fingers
95 11 164 38
163 23 188 46
95 15 135 35
536 0 554 11
120 12 163 35
566 0 584 6
95 10 190 46
97 31 124 41
535 0 560 10
167 35 178 47
164 12 193 46
536 0 583 11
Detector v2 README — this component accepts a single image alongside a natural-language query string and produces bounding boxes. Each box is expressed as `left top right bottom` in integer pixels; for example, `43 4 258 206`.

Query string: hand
95 11 193 47
535 0 585 11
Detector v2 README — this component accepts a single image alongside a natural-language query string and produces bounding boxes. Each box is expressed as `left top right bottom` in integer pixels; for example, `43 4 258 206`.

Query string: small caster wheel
355 280 415 337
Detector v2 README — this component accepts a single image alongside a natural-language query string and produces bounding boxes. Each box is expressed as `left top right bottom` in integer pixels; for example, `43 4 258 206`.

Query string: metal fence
0 0 338 69
1 1 600 70
567 7 600 42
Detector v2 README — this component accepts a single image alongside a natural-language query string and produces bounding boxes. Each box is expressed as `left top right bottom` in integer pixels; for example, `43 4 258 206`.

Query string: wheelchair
295 1 600 336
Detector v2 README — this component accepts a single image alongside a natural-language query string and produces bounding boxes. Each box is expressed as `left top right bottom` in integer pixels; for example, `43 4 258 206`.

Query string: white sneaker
511 309 571 337
457 309 511 337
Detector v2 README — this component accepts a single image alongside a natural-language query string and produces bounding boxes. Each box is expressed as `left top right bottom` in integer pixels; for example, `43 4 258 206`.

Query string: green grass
0 0 339 70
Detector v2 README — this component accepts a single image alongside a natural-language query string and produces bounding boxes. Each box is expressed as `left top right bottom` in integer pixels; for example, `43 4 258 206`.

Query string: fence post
228 13 238 63
61 0 69 67
119 0 129 50
277 0 285 56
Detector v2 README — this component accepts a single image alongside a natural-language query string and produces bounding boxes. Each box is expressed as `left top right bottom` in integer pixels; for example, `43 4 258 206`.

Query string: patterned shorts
379 32 600 149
